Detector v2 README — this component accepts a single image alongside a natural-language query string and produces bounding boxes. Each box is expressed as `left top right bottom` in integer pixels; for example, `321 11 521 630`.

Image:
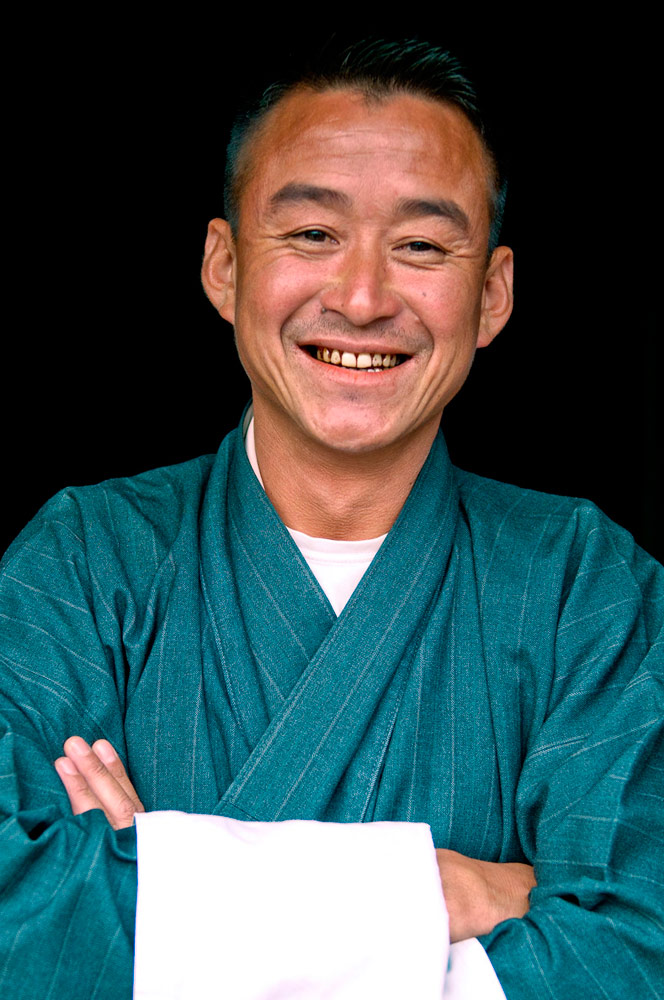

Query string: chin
303 413 405 456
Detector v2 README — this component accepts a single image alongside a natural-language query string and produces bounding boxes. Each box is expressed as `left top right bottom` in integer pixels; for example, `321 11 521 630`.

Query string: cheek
413 282 481 344
238 257 325 329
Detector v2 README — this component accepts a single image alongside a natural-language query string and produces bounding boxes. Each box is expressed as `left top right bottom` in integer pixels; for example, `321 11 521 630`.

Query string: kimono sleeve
0 492 137 1000
482 510 664 999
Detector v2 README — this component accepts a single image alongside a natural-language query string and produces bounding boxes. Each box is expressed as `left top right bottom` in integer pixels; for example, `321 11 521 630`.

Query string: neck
251 400 439 540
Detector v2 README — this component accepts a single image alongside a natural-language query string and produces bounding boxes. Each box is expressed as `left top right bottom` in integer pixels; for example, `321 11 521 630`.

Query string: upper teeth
315 347 399 369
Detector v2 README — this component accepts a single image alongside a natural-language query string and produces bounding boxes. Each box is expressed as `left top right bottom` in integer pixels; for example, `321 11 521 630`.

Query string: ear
201 218 236 324
477 245 514 348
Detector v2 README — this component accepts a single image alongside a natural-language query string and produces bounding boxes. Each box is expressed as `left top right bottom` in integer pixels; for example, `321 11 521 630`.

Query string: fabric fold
200 430 464 823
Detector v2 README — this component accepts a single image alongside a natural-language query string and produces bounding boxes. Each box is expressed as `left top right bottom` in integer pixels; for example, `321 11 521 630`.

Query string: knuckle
86 755 108 778
110 762 130 782
70 772 92 793
115 801 137 826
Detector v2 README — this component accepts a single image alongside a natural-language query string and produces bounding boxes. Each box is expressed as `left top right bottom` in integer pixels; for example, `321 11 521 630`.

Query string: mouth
304 345 409 372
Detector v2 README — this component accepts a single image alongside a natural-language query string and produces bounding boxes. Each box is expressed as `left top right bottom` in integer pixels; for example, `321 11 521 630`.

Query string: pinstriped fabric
404 644 426 823
0 424 662 998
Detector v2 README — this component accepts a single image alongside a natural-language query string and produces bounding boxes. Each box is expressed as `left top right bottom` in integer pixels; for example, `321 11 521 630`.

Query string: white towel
134 812 504 999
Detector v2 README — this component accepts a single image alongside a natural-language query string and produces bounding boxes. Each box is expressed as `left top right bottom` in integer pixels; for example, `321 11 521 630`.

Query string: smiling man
1 39 662 1000
202 86 512 542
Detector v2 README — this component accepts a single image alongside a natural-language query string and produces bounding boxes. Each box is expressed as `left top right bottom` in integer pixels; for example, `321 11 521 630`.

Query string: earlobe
201 218 237 324
477 246 514 348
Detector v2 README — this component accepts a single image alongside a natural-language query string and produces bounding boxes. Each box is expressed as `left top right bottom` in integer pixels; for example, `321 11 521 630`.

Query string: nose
319 240 402 327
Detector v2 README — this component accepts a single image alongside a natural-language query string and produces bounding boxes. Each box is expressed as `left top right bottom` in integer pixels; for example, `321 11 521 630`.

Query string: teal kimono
1 425 662 999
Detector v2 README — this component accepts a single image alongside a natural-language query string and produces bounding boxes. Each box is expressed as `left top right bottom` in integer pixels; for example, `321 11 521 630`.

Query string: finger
62 736 143 829
54 755 105 816
63 736 142 829
91 739 144 809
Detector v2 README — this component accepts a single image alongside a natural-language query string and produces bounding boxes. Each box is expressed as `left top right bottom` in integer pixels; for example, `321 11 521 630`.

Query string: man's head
223 38 506 255
202 39 513 465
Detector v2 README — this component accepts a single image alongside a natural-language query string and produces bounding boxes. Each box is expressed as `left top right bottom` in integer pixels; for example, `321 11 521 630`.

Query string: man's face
206 88 512 457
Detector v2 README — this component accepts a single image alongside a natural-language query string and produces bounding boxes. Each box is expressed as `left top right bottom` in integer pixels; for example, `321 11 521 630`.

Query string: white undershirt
245 416 387 615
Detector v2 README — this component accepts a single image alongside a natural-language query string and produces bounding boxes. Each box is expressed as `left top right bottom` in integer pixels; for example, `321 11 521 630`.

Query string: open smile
305 345 409 371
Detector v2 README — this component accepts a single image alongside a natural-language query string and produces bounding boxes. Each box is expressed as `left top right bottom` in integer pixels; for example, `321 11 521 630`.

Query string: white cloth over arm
134 813 446 999
134 813 505 999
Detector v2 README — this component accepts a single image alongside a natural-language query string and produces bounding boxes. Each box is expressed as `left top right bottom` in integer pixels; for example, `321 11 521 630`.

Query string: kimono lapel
200 427 459 822
199 429 336 753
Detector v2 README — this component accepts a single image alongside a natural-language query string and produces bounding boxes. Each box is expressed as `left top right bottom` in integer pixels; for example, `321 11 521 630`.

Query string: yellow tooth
341 352 357 368
316 348 322 361
390 355 397 367
357 353 371 369
330 350 341 365
323 348 330 363
372 353 382 367
382 355 391 368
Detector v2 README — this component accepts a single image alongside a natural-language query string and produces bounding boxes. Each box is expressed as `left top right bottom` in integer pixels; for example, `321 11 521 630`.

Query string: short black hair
223 37 507 253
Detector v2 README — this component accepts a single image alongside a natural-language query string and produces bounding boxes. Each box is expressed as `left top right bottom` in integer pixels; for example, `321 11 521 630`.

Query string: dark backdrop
4 16 661 561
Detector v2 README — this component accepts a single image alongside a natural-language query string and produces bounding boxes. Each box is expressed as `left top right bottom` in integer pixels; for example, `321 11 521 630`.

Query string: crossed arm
55 736 536 943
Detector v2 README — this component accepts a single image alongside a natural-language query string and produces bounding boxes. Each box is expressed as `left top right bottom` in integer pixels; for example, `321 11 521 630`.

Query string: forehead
238 88 492 228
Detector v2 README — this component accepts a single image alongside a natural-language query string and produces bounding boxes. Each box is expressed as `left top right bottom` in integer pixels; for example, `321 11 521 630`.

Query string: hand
436 848 536 942
54 736 145 830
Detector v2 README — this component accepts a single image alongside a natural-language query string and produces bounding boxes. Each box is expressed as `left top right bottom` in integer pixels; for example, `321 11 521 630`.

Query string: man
1 39 662 999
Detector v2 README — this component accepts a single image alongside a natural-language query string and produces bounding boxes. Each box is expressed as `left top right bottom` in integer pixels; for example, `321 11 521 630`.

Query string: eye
393 239 448 265
400 240 444 254
294 229 332 243
284 228 339 253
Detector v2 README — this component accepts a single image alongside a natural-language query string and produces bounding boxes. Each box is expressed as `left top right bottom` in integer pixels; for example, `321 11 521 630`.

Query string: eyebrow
393 197 470 234
269 183 351 212
268 183 471 235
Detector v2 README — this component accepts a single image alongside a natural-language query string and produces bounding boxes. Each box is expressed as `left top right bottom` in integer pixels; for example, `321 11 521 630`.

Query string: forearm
480 889 663 1000
1 755 137 1000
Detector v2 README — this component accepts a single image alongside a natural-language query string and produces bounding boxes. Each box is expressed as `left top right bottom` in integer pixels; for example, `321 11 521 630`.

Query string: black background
4 14 661 561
